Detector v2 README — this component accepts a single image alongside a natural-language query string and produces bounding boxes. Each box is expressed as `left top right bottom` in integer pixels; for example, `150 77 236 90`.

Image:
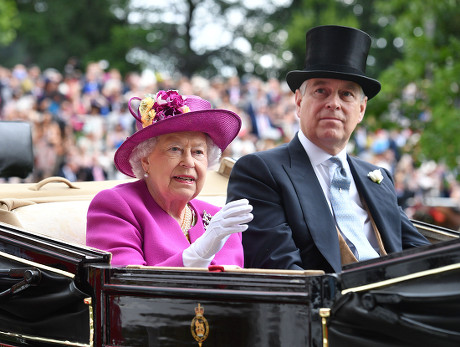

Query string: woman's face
141 131 208 208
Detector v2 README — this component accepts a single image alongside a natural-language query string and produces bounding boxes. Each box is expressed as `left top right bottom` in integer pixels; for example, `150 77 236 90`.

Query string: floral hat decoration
114 90 242 177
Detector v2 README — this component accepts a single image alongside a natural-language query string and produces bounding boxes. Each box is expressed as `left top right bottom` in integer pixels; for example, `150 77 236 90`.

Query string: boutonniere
368 169 384 184
202 210 213 230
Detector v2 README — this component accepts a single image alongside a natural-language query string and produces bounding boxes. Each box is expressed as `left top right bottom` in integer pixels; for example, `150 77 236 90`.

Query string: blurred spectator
1 62 460 231
33 111 64 181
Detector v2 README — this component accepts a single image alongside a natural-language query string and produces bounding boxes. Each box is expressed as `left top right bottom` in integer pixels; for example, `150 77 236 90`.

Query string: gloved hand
183 199 253 267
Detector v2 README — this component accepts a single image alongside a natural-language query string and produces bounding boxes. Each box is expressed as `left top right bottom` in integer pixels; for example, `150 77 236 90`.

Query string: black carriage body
87 266 335 347
0 221 459 347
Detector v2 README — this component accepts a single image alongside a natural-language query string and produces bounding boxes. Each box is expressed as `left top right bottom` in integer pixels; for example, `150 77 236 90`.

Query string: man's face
295 78 367 155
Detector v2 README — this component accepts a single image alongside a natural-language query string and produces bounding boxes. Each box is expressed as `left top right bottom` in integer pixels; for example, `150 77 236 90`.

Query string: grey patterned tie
329 157 379 261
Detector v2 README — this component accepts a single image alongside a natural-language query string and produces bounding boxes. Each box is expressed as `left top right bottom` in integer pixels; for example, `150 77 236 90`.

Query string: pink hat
114 90 241 177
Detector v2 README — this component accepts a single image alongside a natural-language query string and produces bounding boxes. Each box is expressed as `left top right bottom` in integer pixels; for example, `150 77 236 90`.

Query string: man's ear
294 89 303 118
358 96 368 123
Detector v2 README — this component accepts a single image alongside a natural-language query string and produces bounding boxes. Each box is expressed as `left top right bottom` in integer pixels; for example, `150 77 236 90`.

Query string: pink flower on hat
139 90 191 128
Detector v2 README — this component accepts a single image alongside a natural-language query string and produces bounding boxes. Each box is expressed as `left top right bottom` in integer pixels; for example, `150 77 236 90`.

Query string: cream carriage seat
0 158 234 246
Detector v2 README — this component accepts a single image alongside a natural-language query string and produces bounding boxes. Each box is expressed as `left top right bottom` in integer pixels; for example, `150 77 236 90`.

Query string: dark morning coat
226 134 429 273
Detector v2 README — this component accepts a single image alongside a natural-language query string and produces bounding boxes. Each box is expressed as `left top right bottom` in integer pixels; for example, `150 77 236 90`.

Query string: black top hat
286 25 381 99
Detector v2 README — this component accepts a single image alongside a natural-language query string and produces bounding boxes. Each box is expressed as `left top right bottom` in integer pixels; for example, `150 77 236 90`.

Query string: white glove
183 199 253 267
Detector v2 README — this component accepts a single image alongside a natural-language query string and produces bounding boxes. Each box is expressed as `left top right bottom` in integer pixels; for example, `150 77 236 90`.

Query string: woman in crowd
86 90 253 267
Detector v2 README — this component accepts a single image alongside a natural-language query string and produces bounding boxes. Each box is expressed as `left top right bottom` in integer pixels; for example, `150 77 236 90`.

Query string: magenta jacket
86 180 244 267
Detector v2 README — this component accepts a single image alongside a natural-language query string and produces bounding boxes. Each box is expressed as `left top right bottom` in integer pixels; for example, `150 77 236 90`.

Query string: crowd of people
0 61 458 226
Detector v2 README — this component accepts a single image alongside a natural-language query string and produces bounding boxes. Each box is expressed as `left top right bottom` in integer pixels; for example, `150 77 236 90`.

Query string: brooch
202 210 213 230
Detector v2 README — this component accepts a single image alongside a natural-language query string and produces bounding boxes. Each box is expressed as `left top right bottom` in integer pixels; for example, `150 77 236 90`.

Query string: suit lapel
283 137 342 272
348 156 400 249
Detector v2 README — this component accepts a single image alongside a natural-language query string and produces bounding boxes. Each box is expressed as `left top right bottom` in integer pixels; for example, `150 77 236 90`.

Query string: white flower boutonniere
368 169 384 184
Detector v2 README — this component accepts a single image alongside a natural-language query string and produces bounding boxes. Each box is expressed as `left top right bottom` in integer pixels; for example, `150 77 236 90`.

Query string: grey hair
299 80 308 96
129 135 222 179
299 79 366 100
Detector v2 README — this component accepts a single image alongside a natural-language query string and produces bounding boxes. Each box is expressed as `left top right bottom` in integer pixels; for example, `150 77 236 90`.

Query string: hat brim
286 70 381 99
114 109 241 177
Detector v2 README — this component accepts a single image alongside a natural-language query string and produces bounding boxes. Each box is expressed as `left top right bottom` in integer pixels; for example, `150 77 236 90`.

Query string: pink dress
86 180 244 267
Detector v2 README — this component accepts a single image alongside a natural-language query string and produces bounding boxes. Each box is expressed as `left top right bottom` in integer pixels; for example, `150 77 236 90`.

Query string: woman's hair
129 135 221 179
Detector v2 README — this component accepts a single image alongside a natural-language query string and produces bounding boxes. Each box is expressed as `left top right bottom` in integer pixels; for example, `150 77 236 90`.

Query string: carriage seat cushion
0 172 229 246
2 200 92 245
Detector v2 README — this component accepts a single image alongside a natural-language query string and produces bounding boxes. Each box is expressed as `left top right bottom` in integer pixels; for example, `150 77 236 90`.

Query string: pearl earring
144 172 149 178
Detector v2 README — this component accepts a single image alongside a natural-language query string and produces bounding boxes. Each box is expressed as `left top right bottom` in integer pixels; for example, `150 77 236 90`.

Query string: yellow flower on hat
139 96 156 128
139 96 154 116
141 109 156 128
180 105 191 113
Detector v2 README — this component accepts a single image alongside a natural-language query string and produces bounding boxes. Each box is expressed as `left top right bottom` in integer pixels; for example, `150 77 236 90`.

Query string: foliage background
1 0 460 171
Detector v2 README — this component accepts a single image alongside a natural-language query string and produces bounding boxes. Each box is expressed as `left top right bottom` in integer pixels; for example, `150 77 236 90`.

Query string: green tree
370 0 460 169
0 0 131 73
0 0 19 46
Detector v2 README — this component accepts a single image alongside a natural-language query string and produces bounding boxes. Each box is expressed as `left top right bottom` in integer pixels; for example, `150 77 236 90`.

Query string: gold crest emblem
191 303 209 346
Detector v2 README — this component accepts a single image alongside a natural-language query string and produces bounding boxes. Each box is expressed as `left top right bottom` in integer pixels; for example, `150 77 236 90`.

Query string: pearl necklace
180 204 194 241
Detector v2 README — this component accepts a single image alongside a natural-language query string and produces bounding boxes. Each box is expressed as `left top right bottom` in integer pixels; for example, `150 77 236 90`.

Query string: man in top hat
227 25 429 273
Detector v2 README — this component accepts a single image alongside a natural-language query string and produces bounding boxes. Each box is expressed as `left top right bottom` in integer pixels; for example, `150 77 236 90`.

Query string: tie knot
329 157 350 189
328 156 343 168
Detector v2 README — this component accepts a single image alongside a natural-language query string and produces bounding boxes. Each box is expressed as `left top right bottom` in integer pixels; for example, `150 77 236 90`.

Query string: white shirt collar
297 130 348 167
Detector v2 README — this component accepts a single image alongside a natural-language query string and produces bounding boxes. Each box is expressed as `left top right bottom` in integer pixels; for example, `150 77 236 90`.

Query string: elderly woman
86 90 253 267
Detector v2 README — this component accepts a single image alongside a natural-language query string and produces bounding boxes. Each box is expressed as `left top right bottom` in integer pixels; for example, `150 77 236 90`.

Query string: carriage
0 121 459 346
